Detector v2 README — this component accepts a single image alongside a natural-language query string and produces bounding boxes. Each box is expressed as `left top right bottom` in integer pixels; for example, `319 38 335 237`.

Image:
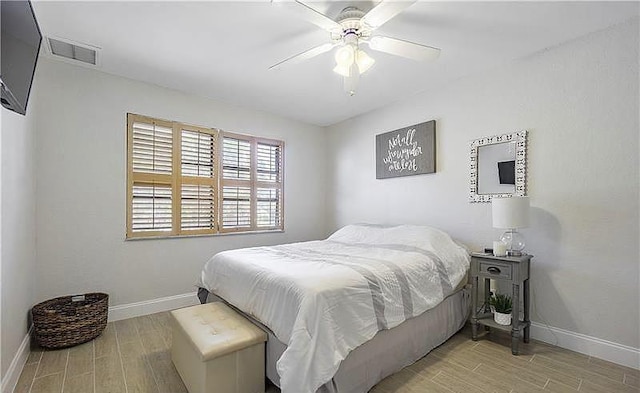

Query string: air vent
46 37 100 66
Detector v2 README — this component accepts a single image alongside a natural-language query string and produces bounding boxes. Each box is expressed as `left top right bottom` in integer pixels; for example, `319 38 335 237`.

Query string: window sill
124 229 284 241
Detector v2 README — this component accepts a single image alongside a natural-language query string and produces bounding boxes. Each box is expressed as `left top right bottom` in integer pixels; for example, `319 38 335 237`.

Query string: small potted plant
489 293 513 326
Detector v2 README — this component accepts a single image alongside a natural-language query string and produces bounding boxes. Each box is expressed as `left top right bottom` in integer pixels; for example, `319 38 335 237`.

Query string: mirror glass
469 131 527 202
477 142 516 194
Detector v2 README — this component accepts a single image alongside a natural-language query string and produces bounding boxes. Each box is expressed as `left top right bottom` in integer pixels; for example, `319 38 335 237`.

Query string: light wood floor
14 312 639 393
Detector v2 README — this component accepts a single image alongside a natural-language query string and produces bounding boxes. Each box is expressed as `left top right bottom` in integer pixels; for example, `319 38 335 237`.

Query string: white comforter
198 224 470 393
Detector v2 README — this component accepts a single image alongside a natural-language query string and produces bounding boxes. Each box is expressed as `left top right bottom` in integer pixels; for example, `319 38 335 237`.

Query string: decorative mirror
469 130 527 202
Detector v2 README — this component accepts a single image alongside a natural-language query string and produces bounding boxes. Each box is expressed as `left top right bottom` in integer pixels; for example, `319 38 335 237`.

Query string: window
220 133 284 233
126 114 284 239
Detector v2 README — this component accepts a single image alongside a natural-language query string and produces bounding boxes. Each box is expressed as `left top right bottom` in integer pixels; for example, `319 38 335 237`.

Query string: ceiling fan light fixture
333 48 374 77
333 64 350 77
334 45 354 67
270 1 439 96
356 49 375 74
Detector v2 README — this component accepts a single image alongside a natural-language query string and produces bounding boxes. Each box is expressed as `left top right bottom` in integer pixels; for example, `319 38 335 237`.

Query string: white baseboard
531 322 640 370
1 327 32 393
108 292 199 322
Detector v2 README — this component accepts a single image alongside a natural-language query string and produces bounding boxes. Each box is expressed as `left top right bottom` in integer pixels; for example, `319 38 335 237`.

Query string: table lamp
492 196 530 256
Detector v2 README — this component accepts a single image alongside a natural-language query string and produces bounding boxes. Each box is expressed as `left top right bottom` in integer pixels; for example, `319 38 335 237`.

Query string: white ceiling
32 1 638 126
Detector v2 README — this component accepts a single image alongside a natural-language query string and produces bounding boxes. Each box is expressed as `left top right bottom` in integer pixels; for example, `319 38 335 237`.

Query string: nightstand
470 252 532 355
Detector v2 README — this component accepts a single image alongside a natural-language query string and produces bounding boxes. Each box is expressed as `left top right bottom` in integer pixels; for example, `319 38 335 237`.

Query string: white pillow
327 223 469 261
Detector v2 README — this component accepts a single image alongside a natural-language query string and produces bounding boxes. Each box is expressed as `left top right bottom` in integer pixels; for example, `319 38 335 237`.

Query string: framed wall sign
375 120 436 179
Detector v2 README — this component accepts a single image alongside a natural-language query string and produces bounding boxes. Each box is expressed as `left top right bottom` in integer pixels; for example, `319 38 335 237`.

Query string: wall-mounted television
1 0 42 116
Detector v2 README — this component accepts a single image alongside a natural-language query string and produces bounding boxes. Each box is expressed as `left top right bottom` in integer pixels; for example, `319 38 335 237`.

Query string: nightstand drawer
478 261 512 280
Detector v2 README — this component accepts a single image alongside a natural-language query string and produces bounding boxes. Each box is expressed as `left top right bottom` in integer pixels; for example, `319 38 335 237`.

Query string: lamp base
500 229 526 256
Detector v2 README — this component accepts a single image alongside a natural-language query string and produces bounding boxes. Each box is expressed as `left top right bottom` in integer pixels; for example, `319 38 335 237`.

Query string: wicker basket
32 293 109 349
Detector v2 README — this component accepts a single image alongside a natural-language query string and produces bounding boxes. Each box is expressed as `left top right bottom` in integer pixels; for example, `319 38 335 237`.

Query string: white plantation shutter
127 114 283 238
256 142 282 182
220 133 284 233
181 184 215 230
180 126 217 234
131 184 172 232
222 137 251 180
222 186 251 228
181 129 215 178
127 115 176 237
220 133 253 232
257 188 281 228
256 141 283 229
131 121 173 174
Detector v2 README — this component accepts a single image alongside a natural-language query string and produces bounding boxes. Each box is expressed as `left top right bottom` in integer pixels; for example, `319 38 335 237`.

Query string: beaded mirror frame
469 130 528 203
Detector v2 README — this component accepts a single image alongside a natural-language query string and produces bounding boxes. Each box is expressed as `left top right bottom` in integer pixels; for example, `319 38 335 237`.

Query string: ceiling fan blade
368 36 440 62
269 42 336 70
361 0 417 30
280 1 342 33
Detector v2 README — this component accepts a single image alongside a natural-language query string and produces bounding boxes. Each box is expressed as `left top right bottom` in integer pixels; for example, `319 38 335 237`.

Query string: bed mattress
198 224 470 393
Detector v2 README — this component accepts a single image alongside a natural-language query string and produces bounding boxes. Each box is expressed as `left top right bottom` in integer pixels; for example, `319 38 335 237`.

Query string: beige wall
326 20 639 351
33 58 327 307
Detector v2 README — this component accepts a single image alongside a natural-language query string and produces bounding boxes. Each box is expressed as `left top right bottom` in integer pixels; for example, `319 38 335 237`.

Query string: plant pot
494 311 512 326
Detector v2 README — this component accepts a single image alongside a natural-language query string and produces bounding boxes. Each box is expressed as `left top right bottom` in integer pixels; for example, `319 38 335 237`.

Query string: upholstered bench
170 302 267 393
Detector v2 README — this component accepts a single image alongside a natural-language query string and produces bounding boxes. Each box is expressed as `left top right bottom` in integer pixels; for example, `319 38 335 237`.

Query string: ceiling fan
270 0 441 96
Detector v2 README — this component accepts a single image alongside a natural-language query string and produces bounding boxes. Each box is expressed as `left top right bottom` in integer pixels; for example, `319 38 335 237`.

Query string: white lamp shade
333 64 350 77
333 49 375 77
334 45 355 77
356 50 375 73
492 196 530 229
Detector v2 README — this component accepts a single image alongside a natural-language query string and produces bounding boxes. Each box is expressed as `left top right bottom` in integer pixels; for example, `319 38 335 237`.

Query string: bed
197 224 471 393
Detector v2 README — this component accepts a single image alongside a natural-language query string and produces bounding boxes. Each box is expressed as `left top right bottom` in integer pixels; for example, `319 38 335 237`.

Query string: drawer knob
487 267 501 274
